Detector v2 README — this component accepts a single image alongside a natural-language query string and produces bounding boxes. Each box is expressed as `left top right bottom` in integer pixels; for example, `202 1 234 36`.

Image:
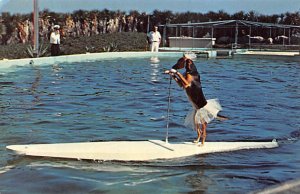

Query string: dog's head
172 57 198 75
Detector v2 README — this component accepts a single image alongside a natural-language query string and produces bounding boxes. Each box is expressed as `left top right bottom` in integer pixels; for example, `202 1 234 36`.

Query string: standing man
147 26 161 52
50 25 61 56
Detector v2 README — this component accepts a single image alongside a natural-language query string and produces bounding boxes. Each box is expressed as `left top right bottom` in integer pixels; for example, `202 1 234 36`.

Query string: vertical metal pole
283 28 286 46
234 22 238 48
147 15 150 33
249 25 252 49
288 28 291 45
211 26 214 50
179 26 182 49
192 26 195 49
166 76 172 144
193 26 195 37
163 24 167 47
175 26 178 48
33 0 39 57
179 26 182 36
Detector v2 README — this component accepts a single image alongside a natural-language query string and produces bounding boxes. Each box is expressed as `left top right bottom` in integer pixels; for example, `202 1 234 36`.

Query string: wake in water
276 130 300 144
0 165 15 174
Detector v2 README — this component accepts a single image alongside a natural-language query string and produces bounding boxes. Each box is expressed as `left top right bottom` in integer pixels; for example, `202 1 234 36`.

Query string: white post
33 0 39 57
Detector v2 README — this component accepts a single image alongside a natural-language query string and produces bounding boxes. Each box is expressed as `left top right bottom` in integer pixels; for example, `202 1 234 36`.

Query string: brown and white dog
165 56 227 145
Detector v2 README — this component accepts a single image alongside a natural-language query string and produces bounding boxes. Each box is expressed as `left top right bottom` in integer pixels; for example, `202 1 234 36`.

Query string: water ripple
0 57 299 193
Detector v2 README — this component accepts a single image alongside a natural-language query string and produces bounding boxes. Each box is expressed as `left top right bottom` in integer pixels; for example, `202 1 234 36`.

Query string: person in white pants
147 26 161 52
50 25 61 56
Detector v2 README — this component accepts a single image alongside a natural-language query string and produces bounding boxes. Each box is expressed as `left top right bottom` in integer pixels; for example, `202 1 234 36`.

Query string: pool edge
0 51 185 70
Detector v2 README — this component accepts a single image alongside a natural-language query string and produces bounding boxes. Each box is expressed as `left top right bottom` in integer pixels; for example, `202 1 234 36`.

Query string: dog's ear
172 57 186 69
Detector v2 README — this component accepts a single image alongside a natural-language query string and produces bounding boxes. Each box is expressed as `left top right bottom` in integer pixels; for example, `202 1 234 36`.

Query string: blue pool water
0 56 299 193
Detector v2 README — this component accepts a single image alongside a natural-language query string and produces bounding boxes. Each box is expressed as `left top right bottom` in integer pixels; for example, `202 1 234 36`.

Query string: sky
0 0 299 15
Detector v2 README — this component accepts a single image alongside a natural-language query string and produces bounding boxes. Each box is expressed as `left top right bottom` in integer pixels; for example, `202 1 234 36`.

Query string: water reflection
150 57 160 82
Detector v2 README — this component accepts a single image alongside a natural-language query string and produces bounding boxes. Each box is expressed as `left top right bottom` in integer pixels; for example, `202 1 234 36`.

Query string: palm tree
232 11 246 20
246 11 259 22
217 10 230 21
284 11 300 25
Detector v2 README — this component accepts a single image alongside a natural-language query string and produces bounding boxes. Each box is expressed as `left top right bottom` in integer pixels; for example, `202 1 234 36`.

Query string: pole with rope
165 75 172 144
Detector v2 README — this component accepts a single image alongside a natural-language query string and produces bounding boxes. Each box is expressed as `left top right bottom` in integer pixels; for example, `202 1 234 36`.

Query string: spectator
49 25 61 56
147 26 161 52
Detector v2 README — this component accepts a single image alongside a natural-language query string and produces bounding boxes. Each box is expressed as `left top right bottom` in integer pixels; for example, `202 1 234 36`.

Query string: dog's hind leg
193 114 202 144
201 122 207 145
194 123 202 144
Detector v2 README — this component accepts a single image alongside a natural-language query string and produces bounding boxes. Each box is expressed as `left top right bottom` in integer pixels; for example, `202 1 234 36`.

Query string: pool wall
0 52 184 71
1 50 299 73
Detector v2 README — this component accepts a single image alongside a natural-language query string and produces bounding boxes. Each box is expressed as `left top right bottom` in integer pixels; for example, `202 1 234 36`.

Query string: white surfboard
6 140 278 161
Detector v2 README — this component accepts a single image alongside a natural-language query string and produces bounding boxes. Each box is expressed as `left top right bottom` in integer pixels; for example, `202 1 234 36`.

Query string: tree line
0 8 299 45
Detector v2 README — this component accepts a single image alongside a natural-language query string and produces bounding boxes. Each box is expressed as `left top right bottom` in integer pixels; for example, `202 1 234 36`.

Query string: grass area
0 32 148 60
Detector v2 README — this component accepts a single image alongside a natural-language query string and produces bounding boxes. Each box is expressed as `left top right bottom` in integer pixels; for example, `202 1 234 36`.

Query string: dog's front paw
170 69 177 73
164 70 170 74
164 69 177 76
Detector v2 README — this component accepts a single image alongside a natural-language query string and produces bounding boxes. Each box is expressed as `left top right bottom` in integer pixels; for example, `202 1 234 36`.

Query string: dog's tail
217 114 229 121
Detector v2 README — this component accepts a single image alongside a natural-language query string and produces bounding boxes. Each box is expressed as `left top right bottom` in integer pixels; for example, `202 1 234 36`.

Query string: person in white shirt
147 26 161 52
50 25 61 56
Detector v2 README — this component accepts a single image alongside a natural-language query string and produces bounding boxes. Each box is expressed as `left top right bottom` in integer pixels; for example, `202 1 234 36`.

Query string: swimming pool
0 55 299 193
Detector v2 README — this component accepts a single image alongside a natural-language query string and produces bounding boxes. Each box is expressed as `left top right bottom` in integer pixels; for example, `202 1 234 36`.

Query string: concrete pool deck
236 50 300 57
234 50 300 61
